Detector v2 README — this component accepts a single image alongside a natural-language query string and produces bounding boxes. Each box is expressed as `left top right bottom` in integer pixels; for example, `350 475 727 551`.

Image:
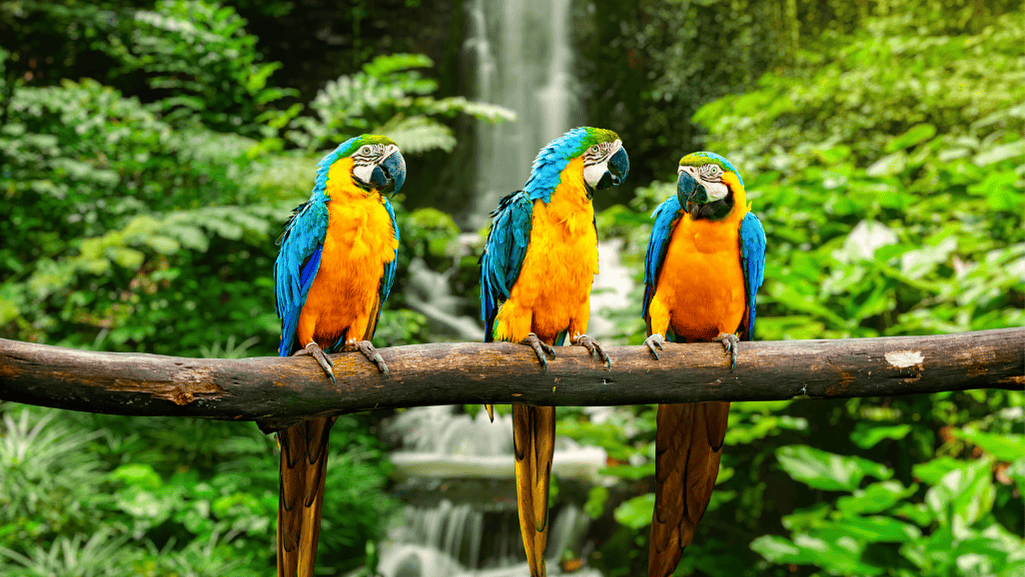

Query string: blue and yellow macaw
641 152 765 577
480 127 629 577
270 134 404 577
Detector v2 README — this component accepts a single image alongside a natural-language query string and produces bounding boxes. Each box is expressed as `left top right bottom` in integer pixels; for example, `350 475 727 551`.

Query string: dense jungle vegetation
1 0 1022 575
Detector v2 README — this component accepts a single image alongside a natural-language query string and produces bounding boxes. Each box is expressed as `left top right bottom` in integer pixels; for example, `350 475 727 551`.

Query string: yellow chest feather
657 211 747 341
505 158 598 338
300 168 397 344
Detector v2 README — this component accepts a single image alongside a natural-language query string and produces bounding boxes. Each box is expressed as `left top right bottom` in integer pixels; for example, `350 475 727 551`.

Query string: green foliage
0 530 137 577
752 415 1025 577
576 0 796 193
693 17 1025 341
585 5 1023 576
287 53 515 154
0 0 502 571
576 0 1021 203
694 11 1025 170
0 406 104 549
108 0 298 135
0 404 395 576
0 73 284 353
775 446 892 492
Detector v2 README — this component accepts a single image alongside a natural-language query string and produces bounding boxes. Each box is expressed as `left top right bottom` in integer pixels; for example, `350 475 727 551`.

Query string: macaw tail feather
485 404 495 422
513 403 555 577
278 416 336 577
648 401 729 577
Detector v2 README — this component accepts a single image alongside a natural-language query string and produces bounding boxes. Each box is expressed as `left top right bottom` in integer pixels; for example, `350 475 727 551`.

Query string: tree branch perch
1 329 1022 430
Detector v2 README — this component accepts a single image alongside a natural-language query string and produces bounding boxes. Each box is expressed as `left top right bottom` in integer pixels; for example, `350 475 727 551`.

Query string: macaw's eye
699 164 723 179
590 145 600 154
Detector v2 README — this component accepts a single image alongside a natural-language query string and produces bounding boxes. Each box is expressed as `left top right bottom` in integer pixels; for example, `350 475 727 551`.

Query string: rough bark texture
1 329 1022 430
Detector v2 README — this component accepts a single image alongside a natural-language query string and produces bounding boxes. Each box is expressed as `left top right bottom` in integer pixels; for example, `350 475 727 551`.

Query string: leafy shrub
287 53 515 154
755 416 1025 577
0 403 395 576
109 0 298 136
0 406 105 550
0 74 286 354
584 7 1024 576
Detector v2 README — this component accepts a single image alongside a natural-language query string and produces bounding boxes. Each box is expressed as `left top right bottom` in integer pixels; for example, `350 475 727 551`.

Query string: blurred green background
0 0 1022 575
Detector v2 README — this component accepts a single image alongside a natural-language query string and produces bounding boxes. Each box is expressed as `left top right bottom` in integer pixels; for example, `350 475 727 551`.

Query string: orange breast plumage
495 157 598 343
297 179 397 347
657 213 746 342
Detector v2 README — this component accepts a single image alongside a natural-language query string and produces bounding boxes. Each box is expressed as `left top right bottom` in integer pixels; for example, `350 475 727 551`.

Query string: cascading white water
465 0 581 230
371 3 627 575
376 406 608 577
462 0 634 339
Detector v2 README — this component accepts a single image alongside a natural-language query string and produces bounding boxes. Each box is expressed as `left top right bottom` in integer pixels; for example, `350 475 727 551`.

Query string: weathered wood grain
1 329 1022 429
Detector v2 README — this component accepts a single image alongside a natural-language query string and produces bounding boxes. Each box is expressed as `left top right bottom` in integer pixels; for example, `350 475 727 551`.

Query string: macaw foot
713 332 740 371
521 332 556 372
644 333 666 360
345 339 390 376
574 333 611 370
294 341 335 382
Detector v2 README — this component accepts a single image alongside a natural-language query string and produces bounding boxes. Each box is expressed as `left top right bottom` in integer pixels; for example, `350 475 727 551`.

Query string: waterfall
376 406 608 577
464 0 581 229
461 0 634 340
369 3 624 575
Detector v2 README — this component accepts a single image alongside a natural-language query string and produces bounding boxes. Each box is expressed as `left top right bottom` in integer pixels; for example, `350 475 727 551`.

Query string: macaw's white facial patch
702 180 730 201
680 164 730 202
350 143 397 186
352 162 375 185
583 161 607 189
582 139 622 189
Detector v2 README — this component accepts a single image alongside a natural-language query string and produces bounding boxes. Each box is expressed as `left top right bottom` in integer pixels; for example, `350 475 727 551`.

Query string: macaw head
524 127 629 202
677 151 745 221
579 128 630 195
316 134 406 198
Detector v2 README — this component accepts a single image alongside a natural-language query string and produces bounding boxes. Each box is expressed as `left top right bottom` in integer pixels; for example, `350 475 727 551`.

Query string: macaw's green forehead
577 127 621 152
679 151 745 188
336 134 397 157
678 151 735 172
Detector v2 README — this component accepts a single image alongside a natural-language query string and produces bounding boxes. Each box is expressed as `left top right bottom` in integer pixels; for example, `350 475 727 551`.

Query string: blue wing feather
642 195 682 320
480 191 534 342
380 197 399 302
274 200 329 357
739 212 767 339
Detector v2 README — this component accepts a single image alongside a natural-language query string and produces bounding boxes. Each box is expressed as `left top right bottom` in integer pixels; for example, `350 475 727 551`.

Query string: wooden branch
1 329 1022 429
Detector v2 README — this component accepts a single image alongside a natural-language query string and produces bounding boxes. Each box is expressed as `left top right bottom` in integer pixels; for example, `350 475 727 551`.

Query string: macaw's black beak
602 147 630 190
592 146 630 192
677 170 709 217
372 149 406 194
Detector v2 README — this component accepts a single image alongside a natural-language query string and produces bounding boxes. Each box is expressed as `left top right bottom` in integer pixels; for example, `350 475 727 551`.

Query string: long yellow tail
512 404 556 577
648 402 729 577
277 416 336 577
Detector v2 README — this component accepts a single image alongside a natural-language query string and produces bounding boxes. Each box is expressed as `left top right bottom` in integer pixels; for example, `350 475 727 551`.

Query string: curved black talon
713 332 740 371
346 339 390 376
643 333 665 360
521 332 556 372
294 341 336 382
575 333 611 370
